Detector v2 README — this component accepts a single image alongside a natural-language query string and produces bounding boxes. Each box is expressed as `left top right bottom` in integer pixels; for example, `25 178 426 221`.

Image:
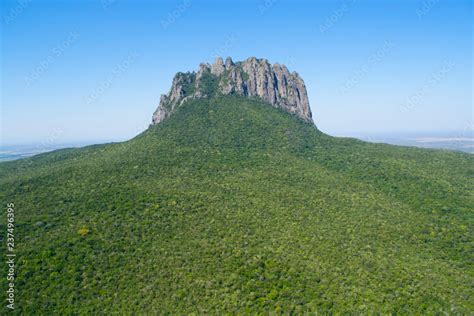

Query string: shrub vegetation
0 96 472 313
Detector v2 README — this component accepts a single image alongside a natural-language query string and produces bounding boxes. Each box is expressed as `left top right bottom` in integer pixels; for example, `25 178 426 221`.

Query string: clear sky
1 0 472 144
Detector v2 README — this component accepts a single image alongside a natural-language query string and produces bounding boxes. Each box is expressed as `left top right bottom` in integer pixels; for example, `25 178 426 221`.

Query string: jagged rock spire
152 57 313 124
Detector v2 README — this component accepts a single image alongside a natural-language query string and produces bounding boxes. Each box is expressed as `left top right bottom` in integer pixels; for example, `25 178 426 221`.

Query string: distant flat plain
1 132 472 162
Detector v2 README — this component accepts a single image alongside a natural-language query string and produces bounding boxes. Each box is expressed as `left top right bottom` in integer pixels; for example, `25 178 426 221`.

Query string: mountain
0 61 473 314
152 57 312 124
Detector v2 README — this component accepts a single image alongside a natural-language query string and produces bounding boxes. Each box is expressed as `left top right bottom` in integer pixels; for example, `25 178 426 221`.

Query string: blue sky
1 0 472 144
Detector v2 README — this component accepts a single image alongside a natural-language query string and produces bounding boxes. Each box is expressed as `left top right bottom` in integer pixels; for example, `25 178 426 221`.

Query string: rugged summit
152 57 313 124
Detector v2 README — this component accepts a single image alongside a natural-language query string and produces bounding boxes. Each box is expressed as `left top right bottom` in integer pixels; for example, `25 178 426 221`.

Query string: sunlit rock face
152 57 312 124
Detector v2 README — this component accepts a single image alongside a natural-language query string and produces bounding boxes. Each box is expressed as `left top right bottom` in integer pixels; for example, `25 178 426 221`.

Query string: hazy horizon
1 128 473 146
1 129 472 162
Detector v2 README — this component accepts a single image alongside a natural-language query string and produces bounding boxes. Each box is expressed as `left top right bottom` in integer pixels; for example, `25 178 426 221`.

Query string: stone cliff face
152 57 313 124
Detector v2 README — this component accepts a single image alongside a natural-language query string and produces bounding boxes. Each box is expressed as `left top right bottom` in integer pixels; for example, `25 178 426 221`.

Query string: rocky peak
152 57 313 124
211 57 225 76
225 57 234 68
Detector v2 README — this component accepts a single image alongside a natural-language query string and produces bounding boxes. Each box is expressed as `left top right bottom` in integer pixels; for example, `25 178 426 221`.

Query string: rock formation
152 57 313 124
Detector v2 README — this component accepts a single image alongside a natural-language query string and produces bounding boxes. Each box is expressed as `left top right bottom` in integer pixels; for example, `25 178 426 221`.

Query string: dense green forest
0 96 472 313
